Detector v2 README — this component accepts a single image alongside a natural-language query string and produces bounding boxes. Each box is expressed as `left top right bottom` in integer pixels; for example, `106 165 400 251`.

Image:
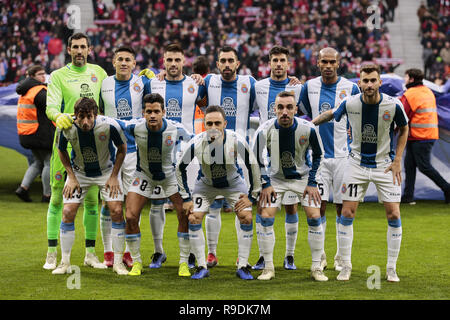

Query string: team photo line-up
37 31 411 282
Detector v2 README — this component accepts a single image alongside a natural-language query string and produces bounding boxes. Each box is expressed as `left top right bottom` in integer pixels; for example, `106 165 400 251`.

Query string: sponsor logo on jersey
148 147 162 163
221 97 236 117
116 98 132 119
80 83 94 99
82 147 99 163
382 110 391 121
268 102 276 119
361 124 377 144
320 102 332 113
166 98 182 118
210 163 227 179
281 151 295 168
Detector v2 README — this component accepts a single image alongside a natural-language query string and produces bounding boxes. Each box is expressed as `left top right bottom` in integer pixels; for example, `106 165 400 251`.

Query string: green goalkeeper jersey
46 63 108 121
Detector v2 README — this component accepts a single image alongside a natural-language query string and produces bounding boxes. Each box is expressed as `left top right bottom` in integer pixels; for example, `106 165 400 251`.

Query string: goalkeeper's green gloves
55 112 74 129
138 68 156 79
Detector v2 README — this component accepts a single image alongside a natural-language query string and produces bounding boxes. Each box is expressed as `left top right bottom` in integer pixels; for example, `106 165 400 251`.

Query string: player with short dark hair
312 63 409 282
52 97 127 275
43 32 108 271
177 106 261 280
99 44 153 268
121 93 193 277
253 91 327 281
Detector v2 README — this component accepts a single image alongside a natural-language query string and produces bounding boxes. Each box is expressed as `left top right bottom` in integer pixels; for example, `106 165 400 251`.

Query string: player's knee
109 207 124 222
341 205 356 218
62 206 76 223
285 204 297 215
239 212 253 225
188 212 203 225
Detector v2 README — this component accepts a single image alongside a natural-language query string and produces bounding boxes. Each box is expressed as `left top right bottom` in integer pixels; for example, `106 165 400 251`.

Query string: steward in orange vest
400 68 450 204
16 76 55 150
400 77 439 141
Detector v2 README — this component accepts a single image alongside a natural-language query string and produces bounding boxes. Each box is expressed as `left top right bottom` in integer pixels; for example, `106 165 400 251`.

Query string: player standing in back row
312 64 409 282
44 33 108 270
299 47 360 271
253 45 303 271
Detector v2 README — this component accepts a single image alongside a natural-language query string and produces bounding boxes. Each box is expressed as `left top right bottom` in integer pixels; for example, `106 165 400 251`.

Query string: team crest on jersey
165 135 173 146
55 171 62 181
320 102 332 113
99 132 107 141
339 90 347 100
341 183 347 194
222 97 236 117
299 135 307 145
382 110 391 121
133 82 141 92
281 151 295 168
362 124 377 143
241 84 248 93
132 178 140 186
91 74 98 82
188 85 195 94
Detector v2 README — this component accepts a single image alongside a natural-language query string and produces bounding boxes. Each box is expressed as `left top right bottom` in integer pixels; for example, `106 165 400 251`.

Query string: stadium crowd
1 0 398 85
417 0 450 85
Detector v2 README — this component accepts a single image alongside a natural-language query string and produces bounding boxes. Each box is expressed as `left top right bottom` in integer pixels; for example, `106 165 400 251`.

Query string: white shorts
128 170 180 199
63 170 124 204
192 177 251 213
262 177 321 209
340 161 401 202
121 152 137 195
281 191 299 206
317 157 347 204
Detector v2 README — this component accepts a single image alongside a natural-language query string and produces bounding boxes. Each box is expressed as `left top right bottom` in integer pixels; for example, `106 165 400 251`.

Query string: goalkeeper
43 33 108 270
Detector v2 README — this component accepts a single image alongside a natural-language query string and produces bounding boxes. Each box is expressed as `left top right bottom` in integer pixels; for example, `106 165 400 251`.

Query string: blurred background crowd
0 0 448 85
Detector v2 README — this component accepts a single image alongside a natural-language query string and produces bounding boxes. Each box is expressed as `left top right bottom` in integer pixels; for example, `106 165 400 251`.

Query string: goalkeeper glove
138 68 156 79
55 112 74 129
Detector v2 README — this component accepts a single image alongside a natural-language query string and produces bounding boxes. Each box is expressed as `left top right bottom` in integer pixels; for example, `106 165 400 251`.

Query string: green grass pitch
0 146 448 300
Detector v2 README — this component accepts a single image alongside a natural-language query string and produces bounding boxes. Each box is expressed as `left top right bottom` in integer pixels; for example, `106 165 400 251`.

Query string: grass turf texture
0 146 449 300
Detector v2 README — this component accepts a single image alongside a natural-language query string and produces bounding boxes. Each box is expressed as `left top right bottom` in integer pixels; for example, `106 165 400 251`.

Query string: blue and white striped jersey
57 115 126 177
176 129 261 201
101 74 150 153
252 117 324 187
333 93 408 168
255 77 302 123
121 118 193 181
300 76 360 159
203 74 256 138
146 76 205 133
